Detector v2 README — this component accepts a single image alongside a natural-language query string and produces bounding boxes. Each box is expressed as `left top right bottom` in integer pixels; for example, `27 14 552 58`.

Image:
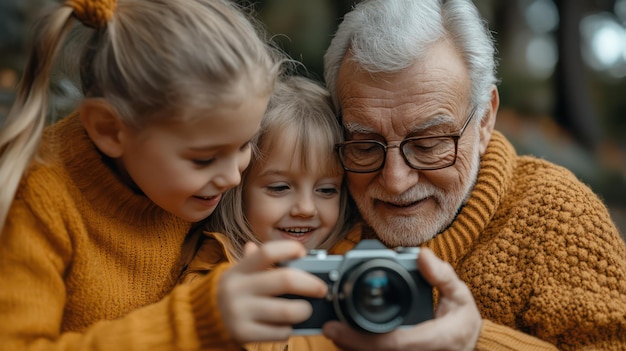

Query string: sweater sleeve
244 321 559 351
0 199 239 351
475 320 557 351
245 335 338 351
179 233 227 286
188 262 242 350
178 231 239 287
470 159 626 350
518 164 626 349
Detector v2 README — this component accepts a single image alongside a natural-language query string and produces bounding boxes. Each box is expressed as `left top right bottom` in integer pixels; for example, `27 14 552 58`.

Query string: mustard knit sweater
338 131 626 350
0 114 240 350
184 131 626 350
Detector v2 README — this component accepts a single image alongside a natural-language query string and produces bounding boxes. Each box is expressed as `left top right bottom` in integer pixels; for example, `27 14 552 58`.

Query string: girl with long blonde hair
0 0 328 349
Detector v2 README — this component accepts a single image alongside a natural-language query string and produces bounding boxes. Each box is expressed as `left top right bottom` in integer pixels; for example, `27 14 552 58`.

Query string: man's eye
406 138 449 153
354 143 380 153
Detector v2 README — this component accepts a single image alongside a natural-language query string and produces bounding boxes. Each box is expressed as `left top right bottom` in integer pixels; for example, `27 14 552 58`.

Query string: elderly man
318 0 626 350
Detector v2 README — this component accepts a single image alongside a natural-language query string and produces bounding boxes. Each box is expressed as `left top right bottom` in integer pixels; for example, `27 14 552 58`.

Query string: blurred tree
0 0 82 123
554 0 603 150
0 0 29 117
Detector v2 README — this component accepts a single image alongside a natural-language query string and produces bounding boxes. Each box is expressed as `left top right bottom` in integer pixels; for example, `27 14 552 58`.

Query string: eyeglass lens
340 137 457 172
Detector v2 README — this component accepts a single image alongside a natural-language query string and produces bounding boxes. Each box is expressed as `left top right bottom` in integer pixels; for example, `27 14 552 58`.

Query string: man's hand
322 248 482 351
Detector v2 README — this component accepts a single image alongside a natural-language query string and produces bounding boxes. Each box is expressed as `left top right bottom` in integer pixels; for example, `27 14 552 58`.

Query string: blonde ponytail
0 0 280 233
0 6 75 232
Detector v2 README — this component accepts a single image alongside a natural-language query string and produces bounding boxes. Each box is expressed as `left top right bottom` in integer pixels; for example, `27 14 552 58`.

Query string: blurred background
1 0 624 236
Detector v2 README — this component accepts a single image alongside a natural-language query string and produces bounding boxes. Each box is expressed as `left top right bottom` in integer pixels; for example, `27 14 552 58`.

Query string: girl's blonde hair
0 0 284 231
207 75 352 260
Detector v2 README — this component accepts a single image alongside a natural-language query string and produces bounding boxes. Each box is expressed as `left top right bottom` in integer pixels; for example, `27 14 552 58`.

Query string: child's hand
217 240 327 344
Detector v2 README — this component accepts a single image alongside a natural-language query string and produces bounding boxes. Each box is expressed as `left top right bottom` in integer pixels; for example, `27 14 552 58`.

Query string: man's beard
353 151 481 248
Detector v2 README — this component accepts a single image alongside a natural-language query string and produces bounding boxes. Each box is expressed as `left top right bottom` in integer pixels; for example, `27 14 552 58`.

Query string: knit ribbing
475 320 557 351
189 262 242 350
51 113 170 224
424 131 514 264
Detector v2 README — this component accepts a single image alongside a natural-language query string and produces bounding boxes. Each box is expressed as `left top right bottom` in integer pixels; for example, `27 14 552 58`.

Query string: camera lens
354 268 407 323
335 259 417 333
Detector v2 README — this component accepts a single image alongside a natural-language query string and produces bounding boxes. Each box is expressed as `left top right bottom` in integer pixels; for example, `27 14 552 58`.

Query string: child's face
116 95 269 222
243 140 343 250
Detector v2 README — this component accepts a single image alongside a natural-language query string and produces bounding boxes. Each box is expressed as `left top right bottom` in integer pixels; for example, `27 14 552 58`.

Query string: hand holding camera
280 239 434 334
320 244 484 351
217 240 329 344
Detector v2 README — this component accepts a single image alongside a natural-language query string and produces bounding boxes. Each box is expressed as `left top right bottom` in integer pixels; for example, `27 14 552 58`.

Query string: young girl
0 0 327 349
182 74 353 275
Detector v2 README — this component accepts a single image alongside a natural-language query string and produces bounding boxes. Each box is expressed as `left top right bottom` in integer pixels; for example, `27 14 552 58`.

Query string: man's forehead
343 113 457 134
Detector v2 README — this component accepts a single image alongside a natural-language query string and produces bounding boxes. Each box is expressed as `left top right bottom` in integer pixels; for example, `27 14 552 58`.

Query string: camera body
281 239 433 334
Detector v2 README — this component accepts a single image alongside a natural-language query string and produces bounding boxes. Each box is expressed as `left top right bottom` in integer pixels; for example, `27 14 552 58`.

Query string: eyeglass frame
334 106 478 173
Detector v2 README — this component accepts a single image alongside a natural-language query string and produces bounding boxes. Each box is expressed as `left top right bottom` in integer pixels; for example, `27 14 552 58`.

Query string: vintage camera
281 239 433 334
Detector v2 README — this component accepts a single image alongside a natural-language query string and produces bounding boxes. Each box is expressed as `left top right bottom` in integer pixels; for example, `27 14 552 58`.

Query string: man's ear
478 86 499 155
79 99 125 158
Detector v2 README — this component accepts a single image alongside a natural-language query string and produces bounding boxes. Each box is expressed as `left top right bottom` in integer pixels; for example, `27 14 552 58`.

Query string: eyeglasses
335 107 477 173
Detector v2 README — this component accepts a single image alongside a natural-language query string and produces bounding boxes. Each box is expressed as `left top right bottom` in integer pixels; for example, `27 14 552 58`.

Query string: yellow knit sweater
339 131 626 350
0 114 240 350
184 131 626 350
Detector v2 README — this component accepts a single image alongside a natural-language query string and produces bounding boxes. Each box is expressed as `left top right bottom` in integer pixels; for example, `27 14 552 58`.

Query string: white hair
324 0 497 118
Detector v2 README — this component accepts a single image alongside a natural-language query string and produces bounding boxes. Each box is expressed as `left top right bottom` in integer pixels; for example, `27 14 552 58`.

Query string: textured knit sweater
0 114 241 350
183 130 626 350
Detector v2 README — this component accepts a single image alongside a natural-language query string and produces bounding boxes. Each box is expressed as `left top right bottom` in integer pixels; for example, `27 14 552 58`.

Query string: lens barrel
334 258 418 333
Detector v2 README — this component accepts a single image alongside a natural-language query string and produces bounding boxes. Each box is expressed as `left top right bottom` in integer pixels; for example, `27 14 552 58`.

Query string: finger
243 296 315 324
418 248 468 299
233 268 328 298
323 321 400 351
416 248 482 347
324 319 454 351
235 240 307 274
243 241 258 257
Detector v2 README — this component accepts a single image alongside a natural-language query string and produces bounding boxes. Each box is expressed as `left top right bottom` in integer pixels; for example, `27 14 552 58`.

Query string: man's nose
379 147 419 195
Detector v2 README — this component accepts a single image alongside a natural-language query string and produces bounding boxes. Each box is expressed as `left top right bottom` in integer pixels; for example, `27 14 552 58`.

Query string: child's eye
318 186 339 196
192 158 215 166
240 141 251 152
266 184 290 193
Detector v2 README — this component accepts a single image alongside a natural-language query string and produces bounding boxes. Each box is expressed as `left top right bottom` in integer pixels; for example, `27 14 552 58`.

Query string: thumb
418 247 460 296
243 241 259 258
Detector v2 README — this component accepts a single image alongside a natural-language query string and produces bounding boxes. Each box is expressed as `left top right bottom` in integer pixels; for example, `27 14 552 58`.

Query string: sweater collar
423 131 516 264
51 113 185 225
